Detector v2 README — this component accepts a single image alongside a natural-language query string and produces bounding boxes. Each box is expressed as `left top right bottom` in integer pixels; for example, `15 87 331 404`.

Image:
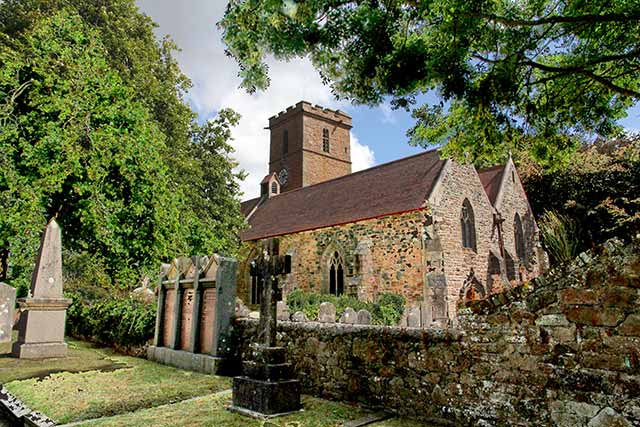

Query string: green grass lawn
0 334 121 384
2 337 230 424
74 392 372 427
2 335 434 427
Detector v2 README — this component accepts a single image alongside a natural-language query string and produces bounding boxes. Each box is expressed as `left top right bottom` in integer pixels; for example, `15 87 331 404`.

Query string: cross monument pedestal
230 239 301 418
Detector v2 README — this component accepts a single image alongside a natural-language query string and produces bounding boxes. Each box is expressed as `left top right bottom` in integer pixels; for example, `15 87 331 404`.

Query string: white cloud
350 133 376 172
136 0 355 199
379 101 397 124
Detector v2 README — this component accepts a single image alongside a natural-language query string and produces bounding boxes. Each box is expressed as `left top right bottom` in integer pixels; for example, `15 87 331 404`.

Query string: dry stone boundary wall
234 241 640 426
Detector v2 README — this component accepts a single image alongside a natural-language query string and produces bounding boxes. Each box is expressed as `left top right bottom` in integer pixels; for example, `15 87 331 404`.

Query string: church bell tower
267 101 352 193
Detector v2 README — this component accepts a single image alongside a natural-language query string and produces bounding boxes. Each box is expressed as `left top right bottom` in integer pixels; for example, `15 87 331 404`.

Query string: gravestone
318 302 336 323
231 238 301 418
235 298 251 319
407 307 421 328
356 309 372 325
276 301 290 322
339 307 357 324
0 283 16 345
12 219 72 359
147 255 238 375
291 311 308 322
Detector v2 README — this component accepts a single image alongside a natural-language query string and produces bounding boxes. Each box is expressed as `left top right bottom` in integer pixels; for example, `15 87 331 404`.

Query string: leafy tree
0 6 245 293
220 0 640 165
525 136 640 251
185 109 247 254
0 0 246 252
0 11 180 290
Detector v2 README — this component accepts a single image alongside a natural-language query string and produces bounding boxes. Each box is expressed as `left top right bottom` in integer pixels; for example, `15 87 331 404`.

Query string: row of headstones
277 301 372 325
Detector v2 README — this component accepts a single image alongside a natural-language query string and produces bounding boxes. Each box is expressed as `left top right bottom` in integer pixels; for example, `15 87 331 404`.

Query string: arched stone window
461 198 477 251
329 251 344 296
271 181 278 194
514 213 526 261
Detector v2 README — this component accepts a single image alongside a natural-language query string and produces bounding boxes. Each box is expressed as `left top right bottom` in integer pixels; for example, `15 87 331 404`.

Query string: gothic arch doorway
460 271 486 303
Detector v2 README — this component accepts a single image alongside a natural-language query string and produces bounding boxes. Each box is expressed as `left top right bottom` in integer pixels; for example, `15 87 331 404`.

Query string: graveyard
1 1 639 426
0 336 426 426
0 224 432 426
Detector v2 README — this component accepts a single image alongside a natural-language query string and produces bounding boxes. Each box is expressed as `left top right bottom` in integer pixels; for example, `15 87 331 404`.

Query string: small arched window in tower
271 181 278 194
514 213 526 261
282 129 288 155
461 198 477 251
329 251 344 296
322 128 330 153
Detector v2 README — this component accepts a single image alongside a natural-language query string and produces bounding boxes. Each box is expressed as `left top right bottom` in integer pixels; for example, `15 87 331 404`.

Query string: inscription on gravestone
0 283 16 345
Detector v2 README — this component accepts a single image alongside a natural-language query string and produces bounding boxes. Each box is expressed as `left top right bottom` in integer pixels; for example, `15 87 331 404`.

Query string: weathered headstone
132 276 155 304
318 302 336 323
12 219 72 359
235 298 251 318
231 238 301 417
0 283 16 345
339 307 357 324
397 308 409 327
356 309 372 325
277 301 290 321
147 255 238 375
407 307 421 328
291 311 308 322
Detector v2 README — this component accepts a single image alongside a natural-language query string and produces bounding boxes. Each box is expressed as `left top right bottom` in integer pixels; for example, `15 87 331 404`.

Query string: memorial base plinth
231 343 302 418
147 346 239 376
11 297 71 359
11 342 68 359
230 376 301 417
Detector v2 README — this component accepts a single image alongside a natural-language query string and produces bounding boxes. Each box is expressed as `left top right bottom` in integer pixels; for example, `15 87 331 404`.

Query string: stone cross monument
230 238 301 418
12 219 72 359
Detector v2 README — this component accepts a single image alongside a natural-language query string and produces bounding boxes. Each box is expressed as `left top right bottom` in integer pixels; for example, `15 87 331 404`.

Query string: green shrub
539 210 581 265
66 292 156 347
286 290 405 326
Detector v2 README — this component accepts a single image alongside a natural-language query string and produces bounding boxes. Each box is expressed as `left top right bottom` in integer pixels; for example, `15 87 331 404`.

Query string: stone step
242 361 293 381
249 345 286 365
231 377 301 416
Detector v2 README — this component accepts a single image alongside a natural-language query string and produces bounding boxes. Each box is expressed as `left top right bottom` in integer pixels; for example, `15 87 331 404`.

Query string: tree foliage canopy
220 0 640 165
0 1 245 292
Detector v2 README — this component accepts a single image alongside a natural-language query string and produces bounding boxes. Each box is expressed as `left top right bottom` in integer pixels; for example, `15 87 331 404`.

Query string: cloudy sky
136 0 640 200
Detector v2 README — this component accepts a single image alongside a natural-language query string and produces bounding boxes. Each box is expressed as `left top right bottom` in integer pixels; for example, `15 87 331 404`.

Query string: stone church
239 101 545 324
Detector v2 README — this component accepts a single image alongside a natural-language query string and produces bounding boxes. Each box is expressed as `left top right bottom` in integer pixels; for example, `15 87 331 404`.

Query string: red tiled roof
478 164 505 205
240 197 261 217
240 150 446 241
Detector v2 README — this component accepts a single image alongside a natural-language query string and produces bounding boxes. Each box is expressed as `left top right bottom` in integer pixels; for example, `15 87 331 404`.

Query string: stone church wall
234 242 640 426
427 161 499 317
494 161 545 281
238 210 429 307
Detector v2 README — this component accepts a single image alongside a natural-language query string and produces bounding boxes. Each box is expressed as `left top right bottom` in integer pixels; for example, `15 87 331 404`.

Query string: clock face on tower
278 168 289 186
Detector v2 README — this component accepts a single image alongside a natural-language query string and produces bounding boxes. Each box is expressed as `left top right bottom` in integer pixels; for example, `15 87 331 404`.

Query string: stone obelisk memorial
12 219 72 359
